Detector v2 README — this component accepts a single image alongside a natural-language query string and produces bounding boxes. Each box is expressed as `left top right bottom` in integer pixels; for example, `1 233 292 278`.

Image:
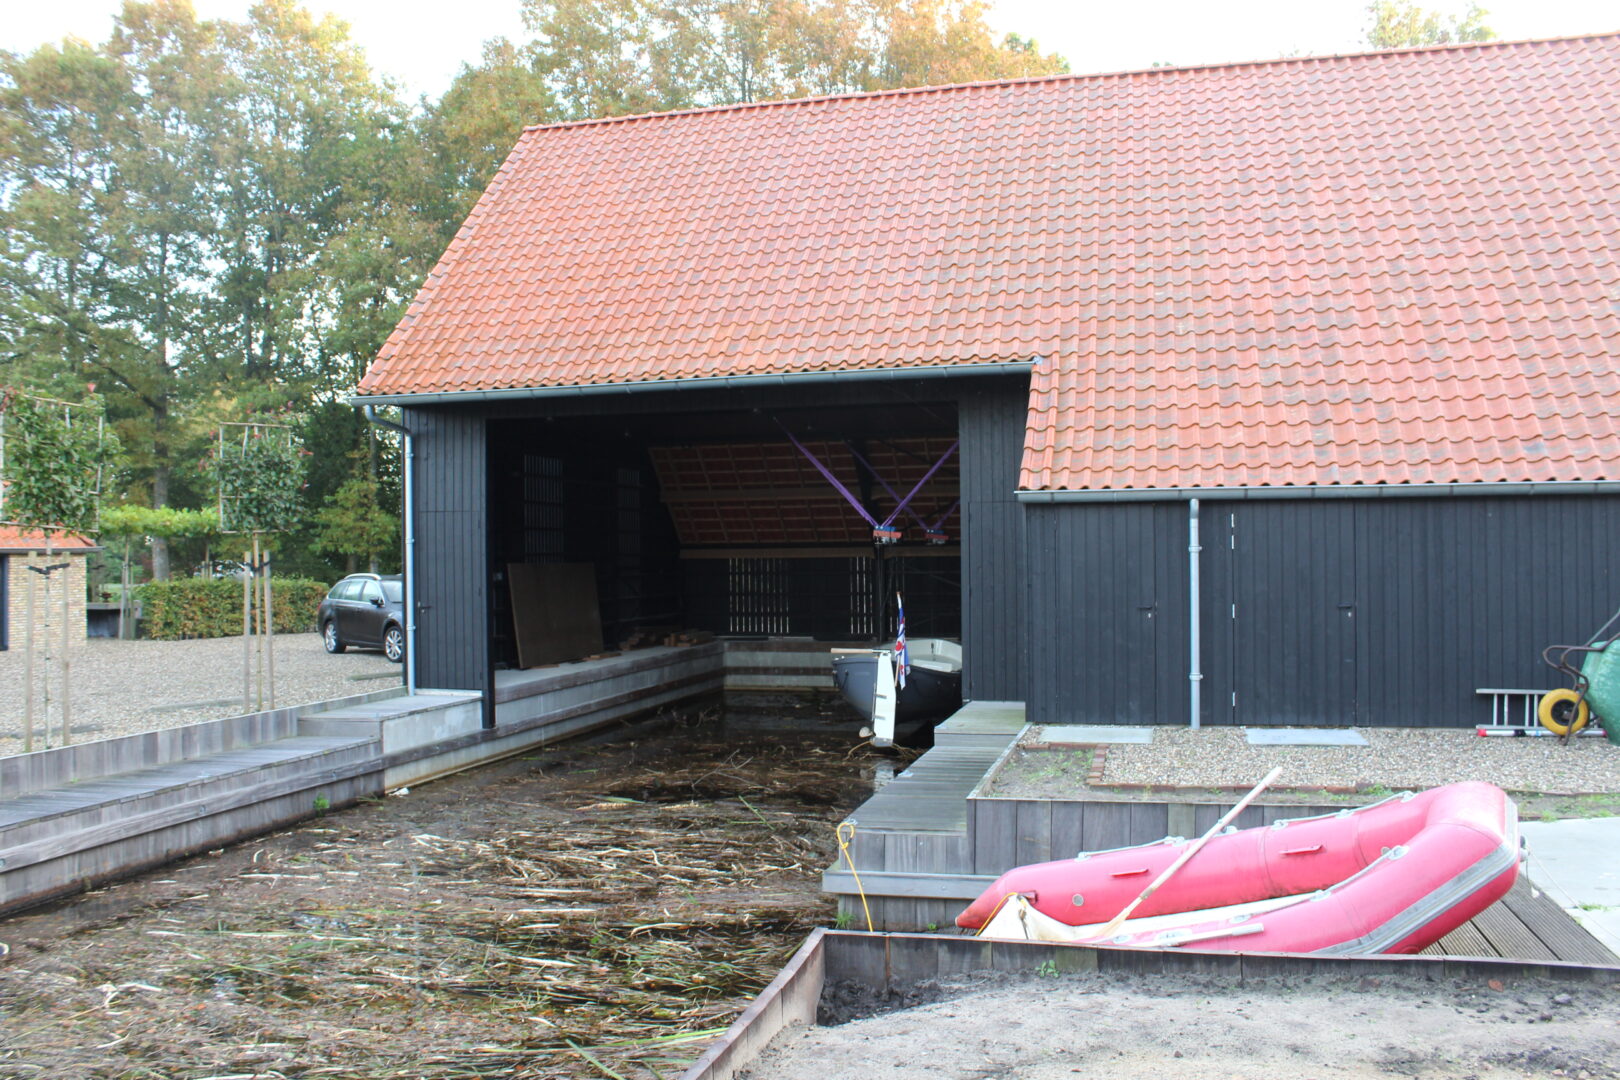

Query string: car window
359 581 383 604
331 580 360 601
381 581 404 603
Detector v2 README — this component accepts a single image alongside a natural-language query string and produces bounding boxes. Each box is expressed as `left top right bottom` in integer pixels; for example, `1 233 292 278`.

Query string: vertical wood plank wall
1027 494 1620 728
1024 501 1189 726
959 381 1030 701
405 407 488 692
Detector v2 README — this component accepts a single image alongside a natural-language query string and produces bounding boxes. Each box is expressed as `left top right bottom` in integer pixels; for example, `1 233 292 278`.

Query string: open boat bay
0 702 886 1080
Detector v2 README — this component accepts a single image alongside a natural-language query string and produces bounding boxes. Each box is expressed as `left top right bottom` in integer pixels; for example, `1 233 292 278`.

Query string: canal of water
0 693 898 1079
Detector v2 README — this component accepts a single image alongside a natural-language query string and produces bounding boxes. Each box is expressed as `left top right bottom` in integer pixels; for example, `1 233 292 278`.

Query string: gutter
361 405 417 697
1016 481 1620 503
349 361 1037 407
1187 498 1201 730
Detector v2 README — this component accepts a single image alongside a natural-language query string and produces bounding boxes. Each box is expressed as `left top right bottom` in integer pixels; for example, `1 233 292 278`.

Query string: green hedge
139 577 330 640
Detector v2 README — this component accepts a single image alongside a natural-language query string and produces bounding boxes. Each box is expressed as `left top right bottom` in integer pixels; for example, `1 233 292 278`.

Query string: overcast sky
4 0 1617 103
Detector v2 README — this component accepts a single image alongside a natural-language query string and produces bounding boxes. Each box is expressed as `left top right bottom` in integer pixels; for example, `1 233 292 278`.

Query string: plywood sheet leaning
508 563 602 669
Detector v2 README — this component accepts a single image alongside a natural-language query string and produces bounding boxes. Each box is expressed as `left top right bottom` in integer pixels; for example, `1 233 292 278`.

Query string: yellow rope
835 822 875 932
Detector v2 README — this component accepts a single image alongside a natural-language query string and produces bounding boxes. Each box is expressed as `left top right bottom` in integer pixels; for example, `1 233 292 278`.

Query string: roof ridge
519 30 1620 136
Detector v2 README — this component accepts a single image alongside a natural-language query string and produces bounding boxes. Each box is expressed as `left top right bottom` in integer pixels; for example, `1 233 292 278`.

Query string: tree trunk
151 474 172 580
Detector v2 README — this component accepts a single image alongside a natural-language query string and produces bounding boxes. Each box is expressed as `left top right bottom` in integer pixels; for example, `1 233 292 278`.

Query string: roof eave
350 360 1037 407
1016 481 1620 503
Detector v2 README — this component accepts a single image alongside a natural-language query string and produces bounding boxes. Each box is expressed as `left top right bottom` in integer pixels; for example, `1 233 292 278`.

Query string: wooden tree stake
253 534 265 710
243 548 253 711
60 555 72 746
264 547 275 708
24 549 37 754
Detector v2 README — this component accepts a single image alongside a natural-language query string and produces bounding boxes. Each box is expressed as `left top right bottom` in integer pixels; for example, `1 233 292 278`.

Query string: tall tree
0 4 227 577
208 0 405 391
519 0 1067 119
0 1 429 577
421 38 558 220
1365 1 1496 48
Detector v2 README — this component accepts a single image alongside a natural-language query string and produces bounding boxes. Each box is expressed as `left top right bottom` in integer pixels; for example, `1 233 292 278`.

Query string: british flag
894 592 909 690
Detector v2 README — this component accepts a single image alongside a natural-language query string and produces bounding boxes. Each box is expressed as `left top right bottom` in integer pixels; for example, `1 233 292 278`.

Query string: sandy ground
1 634 400 754
745 971 1620 1080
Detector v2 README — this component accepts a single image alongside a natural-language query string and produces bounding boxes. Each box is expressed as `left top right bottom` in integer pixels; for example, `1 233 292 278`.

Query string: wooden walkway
1427 877 1616 964
846 701 1025 835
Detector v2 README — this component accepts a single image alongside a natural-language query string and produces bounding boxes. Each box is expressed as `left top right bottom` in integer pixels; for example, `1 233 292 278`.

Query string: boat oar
1086 766 1283 942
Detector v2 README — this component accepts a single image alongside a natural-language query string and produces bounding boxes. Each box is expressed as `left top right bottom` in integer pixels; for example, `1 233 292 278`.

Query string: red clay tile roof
360 35 1620 492
0 526 95 552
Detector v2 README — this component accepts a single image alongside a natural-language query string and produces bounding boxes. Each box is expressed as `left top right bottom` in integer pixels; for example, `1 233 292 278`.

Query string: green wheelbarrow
1540 625 1620 744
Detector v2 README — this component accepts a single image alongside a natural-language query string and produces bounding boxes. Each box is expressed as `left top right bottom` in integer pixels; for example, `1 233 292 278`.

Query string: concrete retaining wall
0 686 405 799
722 639 841 690
1 641 815 917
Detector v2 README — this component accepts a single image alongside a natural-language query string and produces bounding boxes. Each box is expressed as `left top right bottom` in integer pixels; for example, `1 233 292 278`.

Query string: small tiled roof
360 35 1620 491
0 526 95 553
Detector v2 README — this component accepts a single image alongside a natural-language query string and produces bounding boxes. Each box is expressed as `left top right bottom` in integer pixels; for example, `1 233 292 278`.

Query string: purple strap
883 441 958 528
778 422 959 535
844 443 932 530
777 421 880 529
929 498 960 531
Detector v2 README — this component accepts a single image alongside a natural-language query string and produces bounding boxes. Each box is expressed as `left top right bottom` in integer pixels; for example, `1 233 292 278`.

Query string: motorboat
957 781 1519 955
831 639 962 746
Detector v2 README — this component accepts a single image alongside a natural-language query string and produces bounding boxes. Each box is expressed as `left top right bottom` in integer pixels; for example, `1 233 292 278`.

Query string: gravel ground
1075 727 1620 795
1 634 401 755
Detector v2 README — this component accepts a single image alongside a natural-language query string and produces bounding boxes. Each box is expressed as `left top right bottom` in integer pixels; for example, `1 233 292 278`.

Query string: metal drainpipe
1188 498 1202 729
362 405 415 697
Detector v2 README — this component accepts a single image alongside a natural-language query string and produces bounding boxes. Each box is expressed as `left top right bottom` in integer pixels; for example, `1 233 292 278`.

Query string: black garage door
1199 496 1620 727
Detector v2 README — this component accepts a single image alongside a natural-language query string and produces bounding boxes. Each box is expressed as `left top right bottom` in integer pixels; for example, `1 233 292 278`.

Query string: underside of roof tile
359 36 1620 492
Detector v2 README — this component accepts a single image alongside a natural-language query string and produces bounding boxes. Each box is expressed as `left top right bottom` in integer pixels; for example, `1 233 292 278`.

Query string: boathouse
355 34 1620 730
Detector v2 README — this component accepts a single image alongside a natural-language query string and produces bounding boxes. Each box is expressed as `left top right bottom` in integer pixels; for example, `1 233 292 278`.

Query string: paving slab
1039 724 1152 745
1245 728 1369 747
1519 817 1620 956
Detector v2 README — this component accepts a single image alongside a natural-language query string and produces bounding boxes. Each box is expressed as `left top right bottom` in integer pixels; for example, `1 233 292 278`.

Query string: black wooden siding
404 407 488 693
959 382 1029 701
1028 494 1620 728
1025 502 1190 725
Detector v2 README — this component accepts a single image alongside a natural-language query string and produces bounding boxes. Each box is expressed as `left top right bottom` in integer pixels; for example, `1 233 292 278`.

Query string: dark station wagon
318 573 406 663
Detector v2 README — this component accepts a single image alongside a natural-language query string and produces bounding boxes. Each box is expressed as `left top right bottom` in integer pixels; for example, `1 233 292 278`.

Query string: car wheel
383 624 406 664
323 621 346 654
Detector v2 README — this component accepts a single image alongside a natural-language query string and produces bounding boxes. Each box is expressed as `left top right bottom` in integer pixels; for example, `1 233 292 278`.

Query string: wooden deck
845 701 1026 835
1426 877 1616 964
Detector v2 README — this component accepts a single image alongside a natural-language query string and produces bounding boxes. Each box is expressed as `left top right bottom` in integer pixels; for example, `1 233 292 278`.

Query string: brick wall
2 552 88 650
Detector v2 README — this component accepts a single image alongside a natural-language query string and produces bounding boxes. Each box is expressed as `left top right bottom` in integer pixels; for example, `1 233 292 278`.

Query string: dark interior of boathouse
485 400 962 661
403 376 1031 703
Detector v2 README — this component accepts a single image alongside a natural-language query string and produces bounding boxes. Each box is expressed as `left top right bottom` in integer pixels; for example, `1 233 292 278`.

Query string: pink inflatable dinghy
957 782 1519 955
